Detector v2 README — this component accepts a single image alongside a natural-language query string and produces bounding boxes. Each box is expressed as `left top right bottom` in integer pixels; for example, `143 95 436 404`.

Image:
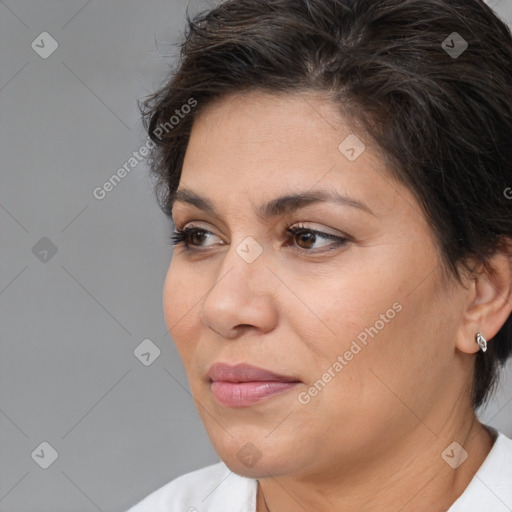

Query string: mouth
207 362 301 408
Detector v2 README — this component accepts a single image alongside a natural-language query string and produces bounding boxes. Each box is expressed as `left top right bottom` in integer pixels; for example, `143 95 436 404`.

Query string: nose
199 243 278 339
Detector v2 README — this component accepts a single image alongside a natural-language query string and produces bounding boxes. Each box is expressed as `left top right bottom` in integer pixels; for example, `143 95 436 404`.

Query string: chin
219 451 290 479
208 431 303 479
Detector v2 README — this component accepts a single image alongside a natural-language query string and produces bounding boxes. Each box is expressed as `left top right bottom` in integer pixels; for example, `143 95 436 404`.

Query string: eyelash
169 224 349 253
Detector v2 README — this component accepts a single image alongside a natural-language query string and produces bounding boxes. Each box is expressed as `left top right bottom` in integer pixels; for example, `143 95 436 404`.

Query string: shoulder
126 461 257 512
448 430 512 512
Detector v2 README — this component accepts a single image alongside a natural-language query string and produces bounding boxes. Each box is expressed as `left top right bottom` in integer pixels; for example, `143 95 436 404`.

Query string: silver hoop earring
476 332 487 352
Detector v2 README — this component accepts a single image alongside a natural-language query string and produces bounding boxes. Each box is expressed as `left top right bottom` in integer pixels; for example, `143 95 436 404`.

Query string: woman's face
163 91 471 479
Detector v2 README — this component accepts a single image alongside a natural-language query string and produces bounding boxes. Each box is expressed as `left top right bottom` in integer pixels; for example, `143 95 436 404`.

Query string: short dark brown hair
141 0 512 408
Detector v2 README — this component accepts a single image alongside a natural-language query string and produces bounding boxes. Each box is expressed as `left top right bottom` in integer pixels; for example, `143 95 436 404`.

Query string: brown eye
294 230 317 249
190 229 207 245
170 227 221 248
287 226 349 252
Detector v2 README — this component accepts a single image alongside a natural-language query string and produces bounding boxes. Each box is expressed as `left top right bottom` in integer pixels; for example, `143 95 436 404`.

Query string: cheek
289 247 439 392
163 261 201 364
287 264 404 359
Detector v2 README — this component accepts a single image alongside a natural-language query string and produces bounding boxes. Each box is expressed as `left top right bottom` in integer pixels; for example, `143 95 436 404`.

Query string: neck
256 414 494 512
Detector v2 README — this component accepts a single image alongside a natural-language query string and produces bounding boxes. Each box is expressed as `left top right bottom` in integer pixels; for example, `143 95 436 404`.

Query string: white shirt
126 430 512 512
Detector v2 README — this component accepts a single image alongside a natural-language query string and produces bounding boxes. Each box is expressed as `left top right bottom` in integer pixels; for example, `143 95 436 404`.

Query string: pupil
192 230 205 244
298 231 315 248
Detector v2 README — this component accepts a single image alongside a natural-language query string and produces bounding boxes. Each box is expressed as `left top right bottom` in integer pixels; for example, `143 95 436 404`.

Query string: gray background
0 1 511 511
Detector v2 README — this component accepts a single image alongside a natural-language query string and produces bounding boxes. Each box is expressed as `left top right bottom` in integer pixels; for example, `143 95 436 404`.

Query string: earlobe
455 243 512 355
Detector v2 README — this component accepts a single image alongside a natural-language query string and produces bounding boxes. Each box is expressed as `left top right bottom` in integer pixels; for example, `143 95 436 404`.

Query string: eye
169 225 222 249
286 224 349 252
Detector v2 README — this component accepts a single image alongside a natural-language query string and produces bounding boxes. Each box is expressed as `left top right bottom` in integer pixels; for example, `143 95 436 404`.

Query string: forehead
184 92 367 181
178 91 416 222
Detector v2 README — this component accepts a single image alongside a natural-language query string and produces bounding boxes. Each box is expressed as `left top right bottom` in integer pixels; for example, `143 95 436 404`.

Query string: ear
455 239 512 355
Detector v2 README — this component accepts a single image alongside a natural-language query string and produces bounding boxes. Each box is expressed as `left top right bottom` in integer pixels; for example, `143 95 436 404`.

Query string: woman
128 0 512 510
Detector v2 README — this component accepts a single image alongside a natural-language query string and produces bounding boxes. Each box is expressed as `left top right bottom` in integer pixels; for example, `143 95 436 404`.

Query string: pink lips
208 363 301 407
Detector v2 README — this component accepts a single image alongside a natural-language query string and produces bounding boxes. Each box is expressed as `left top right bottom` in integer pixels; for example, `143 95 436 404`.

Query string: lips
208 363 299 383
207 363 301 407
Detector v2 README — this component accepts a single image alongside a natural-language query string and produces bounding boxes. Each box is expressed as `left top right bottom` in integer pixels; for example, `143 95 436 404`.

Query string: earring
476 332 488 352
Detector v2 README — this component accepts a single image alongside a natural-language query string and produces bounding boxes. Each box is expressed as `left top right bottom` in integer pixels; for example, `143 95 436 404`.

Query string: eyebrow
169 187 376 220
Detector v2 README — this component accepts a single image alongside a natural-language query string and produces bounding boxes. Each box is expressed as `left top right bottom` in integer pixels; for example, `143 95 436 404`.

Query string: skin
163 90 512 512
